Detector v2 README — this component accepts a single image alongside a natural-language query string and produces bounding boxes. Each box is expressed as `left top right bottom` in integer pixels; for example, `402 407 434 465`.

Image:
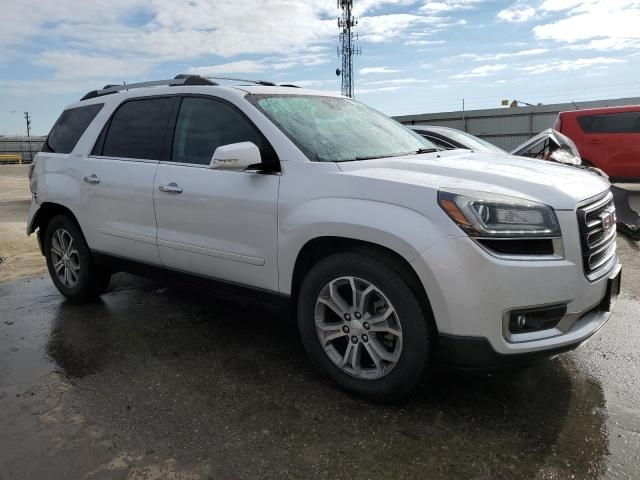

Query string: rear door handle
83 174 100 184
159 182 183 194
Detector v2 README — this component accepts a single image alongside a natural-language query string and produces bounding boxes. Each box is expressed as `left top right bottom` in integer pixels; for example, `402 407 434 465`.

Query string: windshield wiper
412 148 438 154
349 149 437 162
352 154 397 161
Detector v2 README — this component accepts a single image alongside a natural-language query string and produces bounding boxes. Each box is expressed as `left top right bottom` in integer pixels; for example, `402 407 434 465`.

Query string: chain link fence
0 136 46 163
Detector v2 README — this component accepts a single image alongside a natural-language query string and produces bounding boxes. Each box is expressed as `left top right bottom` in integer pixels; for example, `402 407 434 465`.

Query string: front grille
577 192 617 278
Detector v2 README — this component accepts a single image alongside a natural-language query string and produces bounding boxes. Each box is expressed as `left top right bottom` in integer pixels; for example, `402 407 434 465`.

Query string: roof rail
199 76 277 86
79 75 218 101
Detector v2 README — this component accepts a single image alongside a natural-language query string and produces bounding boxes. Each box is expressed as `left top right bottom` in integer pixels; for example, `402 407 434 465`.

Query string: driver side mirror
209 142 261 171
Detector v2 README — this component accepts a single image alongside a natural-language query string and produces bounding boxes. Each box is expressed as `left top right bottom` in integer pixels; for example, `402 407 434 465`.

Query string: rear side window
578 112 640 134
101 97 174 160
171 97 276 165
42 103 103 154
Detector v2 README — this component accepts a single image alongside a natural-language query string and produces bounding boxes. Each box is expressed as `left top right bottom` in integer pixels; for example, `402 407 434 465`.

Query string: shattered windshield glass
248 94 437 162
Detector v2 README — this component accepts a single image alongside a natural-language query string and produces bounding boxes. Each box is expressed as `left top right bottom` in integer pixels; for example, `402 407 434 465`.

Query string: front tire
297 252 436 401
44 215 111 301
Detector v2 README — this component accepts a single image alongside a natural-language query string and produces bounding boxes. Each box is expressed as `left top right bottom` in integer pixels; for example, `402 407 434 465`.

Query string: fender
277 197 447 294
26 156 84 236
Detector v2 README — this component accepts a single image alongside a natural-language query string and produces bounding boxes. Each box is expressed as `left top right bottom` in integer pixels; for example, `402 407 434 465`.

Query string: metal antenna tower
336 0 361 98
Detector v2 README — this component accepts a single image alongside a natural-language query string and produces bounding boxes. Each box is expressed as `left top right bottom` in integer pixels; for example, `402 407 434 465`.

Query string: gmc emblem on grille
600 210 616 231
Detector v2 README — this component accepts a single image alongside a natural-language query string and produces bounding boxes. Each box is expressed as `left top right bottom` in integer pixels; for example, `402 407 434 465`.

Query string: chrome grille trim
577 191 617 279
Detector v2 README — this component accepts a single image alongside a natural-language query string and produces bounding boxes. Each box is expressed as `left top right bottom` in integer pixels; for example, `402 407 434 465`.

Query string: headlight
438 190 560 238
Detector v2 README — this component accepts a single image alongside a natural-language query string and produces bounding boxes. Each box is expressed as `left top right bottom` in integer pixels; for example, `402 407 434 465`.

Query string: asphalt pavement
1 165 639 479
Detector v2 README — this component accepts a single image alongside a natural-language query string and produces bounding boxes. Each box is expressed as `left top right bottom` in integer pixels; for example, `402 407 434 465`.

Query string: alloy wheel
50 228 81 288
314 276 403 380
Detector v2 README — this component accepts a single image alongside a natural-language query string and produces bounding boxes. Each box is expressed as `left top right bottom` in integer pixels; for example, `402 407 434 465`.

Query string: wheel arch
28 202 83 254
289 236 435 325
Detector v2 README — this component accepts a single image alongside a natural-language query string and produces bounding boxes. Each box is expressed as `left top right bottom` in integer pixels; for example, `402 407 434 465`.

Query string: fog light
509 304 567 333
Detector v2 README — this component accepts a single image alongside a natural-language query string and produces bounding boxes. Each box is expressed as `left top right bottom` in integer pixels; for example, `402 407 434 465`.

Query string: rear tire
44 215 111 301
297 252 436 401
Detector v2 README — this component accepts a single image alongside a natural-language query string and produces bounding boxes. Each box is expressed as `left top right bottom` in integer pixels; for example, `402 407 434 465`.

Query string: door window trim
90 95 179 162
163 94 281 170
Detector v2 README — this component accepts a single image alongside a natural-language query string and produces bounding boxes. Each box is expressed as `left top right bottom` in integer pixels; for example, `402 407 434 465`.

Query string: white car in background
27 76 621 400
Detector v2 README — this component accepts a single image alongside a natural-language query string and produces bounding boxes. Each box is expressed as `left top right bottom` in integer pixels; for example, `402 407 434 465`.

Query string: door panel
154 164 279 290
80 96 175 264
81 157 161 264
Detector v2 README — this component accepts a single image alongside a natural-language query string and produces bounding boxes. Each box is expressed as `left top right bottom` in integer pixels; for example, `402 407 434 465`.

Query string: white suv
27 75 622 400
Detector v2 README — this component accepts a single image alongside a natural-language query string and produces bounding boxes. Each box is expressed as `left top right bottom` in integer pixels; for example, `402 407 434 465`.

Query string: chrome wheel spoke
367 306 395 325
362 341 384 377
368 325 401 337
316 322 347 346
63 266 71 286
317 297 347 318
54 259 65 274
328 280 350 314
368 338 400 364
357 284 375 313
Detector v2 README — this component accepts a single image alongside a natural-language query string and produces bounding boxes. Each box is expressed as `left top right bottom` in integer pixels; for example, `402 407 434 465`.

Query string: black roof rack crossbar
80 75 218 101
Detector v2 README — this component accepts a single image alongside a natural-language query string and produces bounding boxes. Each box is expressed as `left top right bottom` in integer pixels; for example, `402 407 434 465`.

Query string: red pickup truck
555 105 640 181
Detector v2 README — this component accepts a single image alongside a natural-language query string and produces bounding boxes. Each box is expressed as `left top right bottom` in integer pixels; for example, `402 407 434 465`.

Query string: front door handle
83 174 100 184
159 182 183 194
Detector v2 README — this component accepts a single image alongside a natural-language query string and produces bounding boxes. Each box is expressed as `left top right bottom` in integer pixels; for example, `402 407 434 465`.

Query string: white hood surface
336 149 610 210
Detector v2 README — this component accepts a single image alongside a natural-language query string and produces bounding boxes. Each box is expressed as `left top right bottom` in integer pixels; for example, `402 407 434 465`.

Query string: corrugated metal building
0 136 46 162
393 96 640 151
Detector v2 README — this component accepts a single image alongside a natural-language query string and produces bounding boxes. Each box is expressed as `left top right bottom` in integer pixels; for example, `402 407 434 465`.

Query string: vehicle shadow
44 275 609 479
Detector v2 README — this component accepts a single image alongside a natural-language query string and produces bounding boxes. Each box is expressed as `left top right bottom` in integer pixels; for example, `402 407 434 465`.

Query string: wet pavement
1 165 640 479
0 238 638 479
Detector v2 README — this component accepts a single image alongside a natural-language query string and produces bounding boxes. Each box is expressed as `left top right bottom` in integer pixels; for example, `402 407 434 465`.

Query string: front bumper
410 209 620 361
438 296 614 368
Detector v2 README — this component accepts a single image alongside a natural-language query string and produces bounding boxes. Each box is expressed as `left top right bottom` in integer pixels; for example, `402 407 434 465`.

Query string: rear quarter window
42 103 104 154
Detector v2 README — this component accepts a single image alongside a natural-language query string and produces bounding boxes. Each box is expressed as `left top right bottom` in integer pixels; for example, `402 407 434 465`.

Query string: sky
0 0 639 135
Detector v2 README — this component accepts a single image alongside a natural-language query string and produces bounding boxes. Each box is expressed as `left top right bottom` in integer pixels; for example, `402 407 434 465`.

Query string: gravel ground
1 165 639 479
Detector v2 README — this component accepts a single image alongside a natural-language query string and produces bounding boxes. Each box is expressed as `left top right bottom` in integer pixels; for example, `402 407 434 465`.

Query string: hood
336 149 610 210
511 128 582 165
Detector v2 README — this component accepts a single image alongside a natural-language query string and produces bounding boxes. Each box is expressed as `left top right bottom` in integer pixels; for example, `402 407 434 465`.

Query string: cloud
358 14 441 43
456 48 548 61
356 86 404 94
518 57 626 74
497 1 537 22
353 0 419 16
534 1 640 49
451 64 508 79
188 51 332 76
34 51 154 80
361 78 430 85
188 61 269 76
359 67 403 75
404 39 446 46
419 0 485 13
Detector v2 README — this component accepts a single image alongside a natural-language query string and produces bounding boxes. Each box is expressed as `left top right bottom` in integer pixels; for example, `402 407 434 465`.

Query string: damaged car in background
409 125 640 241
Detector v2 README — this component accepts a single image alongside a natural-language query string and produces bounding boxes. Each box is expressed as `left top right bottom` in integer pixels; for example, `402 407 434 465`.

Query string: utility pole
336 0 361 98
24 111 32 162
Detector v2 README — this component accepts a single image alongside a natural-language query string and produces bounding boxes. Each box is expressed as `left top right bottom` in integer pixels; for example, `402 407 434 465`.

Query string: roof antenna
571 100 580 110
123 81 128 91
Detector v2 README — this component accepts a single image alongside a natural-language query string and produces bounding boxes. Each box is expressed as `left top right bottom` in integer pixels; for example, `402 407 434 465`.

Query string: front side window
101 97 174 160
578 112 640 134
43 103 103 154
248 95 436 162
172 97 274 165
